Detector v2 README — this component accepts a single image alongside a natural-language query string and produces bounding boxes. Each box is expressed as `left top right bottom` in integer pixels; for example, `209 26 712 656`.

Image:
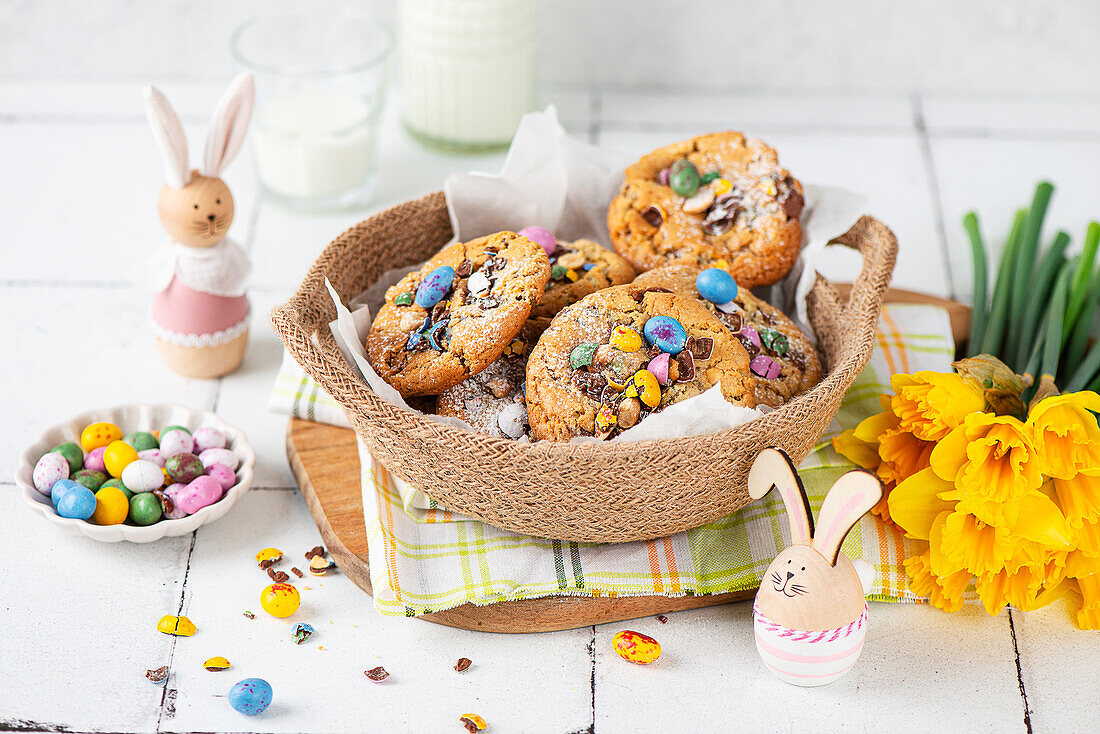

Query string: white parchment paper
327 107 867 441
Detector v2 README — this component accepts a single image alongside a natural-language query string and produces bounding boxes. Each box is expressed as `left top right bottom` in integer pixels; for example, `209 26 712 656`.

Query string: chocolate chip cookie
530 238 636 328
607 131 804 288
436 325 538 439
525 283 756 441
366 232 551 396
632 264 821 408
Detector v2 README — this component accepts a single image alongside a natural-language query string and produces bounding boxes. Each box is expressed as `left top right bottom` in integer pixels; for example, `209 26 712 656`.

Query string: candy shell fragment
454 657 472 673
146 666 170 686
612 629 661 664
157 615 197 637
609 325 642 352
309 555 334 576
204 656 231 672
569 343 598 369
364 666 390 683
460 714 488 732
255 548 284 567
292 623 315 645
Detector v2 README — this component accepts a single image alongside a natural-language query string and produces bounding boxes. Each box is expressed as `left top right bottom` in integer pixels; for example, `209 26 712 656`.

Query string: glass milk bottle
401 0 537 152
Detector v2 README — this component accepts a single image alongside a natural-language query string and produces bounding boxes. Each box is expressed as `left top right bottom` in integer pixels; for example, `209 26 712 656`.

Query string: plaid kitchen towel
272 304 952 616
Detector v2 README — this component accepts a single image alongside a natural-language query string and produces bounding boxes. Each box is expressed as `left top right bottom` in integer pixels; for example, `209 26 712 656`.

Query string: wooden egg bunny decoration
143 74 255 378
747 448 883 687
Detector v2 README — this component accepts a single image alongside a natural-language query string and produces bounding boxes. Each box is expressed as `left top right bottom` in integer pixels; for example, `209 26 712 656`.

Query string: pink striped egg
752 602 868 687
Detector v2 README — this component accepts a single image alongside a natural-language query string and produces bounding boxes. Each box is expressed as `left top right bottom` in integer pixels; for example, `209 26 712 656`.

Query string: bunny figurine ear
202 72 255 178
813 469 883 566
144 86 191 189
748 448 814 545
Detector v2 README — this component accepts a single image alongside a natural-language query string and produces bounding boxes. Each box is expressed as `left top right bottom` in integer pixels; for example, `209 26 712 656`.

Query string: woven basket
271 191 897 543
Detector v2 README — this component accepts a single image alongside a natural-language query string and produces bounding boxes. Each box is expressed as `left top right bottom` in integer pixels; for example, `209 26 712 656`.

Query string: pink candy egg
121 459 164 493
192 426 226 453
138 448 166 468
162 483 189 520
158 429 194 458
517 226 557 256
647 353 671 386
33 453 70 496
206 463 237 491
199 448 239 471
176 475 223 514
84 447 108 474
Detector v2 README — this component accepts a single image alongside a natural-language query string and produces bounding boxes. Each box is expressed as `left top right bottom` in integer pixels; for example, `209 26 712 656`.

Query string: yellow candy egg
609 326 642 352
81 422 123 452
91 486 130 525
565 269 579 282
157 615 197 636
613 629 662 664
102 440 139 478
260 583 301 618
626 370 661 408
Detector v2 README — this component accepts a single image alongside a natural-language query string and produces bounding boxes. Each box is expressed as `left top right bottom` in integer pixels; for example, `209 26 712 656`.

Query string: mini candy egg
647 353 671 386
609 325 642 352
158 429 194 459
49 442 84 474
57 485 97 520
626 370 661 409
695 268 739 305
204 656 231 672
80 422 122 452
161 424 191 436
497 402 527 439
161 483 189 520
569 343 597 369
260 583 300 618
91 486 130 525
669 159 700 198
166 452 205 484
129 492 163 525
102 440 139 478
175 476 223 514
84 447 108 474
199 448 239 472
517 226 557 256
157 614 197 636
72 469 107 492
101 477 132 499
191 427 226 453
123 431 159 452
414 265 456 308
206 463 237 491
255 548 284 567
122 460 165 492
33 452 69 496
228 678 272 716
51 478 80 508
612 629 662 665
643 316 688 355
138 448 166 468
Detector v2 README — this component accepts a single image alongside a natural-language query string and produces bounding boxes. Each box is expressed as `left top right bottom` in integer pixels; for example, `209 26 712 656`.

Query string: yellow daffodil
877 429 936 486
938 511 1013 576
931 412 1043 506
832 428 880 471
1052 470 1100 529
904 549 969 613
888 468 955 540
891 371 985 442
1073 521 1100 557
1026 392 1100 479
1072 574 1100 630
1064 549 1100 579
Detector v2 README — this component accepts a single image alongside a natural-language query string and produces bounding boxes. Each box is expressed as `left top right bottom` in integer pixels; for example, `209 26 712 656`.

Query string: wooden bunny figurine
143 74 254 378
747 447 883 687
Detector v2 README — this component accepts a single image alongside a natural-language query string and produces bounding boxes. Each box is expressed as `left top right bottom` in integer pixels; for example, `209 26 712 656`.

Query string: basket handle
829 215 898 326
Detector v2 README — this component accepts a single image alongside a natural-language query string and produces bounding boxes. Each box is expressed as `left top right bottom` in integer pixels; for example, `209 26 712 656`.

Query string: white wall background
4 0 1098 96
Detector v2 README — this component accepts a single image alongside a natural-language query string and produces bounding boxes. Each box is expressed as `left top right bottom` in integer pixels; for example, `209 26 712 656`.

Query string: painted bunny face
158 173 234 247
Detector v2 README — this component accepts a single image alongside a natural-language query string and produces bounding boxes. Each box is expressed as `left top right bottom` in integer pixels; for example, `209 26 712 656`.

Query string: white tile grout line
587 625 597 734
155 531 197 732
913 94 960 300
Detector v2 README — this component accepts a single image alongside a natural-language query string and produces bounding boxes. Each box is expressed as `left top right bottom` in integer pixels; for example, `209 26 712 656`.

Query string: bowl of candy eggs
15 404 255 542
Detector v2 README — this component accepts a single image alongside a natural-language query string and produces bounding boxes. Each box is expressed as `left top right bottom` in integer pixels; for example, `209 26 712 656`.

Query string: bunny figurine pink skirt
151 278 250 378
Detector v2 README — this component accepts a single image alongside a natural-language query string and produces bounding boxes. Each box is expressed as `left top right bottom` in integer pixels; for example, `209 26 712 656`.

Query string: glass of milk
232 9 392 211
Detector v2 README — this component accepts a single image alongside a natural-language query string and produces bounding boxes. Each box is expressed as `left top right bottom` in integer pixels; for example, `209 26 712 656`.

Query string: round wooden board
286 287 970 634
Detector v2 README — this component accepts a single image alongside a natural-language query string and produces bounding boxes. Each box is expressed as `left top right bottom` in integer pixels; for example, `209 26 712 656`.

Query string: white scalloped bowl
15 404 256 543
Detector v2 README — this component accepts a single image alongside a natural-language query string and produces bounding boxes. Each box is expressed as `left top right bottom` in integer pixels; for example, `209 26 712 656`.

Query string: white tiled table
2 82 1099 733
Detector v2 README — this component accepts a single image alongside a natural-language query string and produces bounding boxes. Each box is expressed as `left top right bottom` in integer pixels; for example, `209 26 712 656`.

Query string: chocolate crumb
145 666 169 684
291 566 304 578
364 666 390 682
305 546 325 560
455 259 473 277
454 657 472 673
243 611 255 619
656 614 669 624
267 567 289 583
259 558 276 570
641 204 664 228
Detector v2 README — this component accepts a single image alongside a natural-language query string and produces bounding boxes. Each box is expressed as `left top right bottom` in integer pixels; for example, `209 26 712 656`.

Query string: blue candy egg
414 265 455 308
228 678 273 716
56 485 96 519
643 316 688 355
695 268 738 304
51 478 80 508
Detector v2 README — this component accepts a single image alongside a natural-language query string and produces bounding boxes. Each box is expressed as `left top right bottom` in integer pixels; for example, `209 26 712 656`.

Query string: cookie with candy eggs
525 283 755 441
436 323 541 440
366 231 551 396
632 264 821 408
520 227 636 329
607 131 804 288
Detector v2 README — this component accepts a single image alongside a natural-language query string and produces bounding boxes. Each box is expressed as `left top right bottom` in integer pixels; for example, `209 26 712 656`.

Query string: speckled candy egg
51 478 80 508
162 483 189 519
72 470 107 492
228 678 272 716
158 429 194 459
122 459 165 493
166 452 205 484
57 485 97 520
49 442 84 474
80 422 122 452
695 268 739 304
123 431 159 452
517 226 557 256
260 583 300 618
199 448 239 472
138 448 166 468
33 452 70 496
84 447 108 474
206 463 237 491
176 476 223 514
129 492 163 525
191 427 226 453
643 316 688 355
414 265 455 308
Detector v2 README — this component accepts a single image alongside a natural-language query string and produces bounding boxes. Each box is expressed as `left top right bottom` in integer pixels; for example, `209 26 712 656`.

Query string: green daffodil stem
982 209 1027 357
1064 222 1100 340
1041 266 1071 381
1066 342 1100 393
963 212 988 357
1008 182 1055 352
1065 266 1100 378
1014 231 1071 369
